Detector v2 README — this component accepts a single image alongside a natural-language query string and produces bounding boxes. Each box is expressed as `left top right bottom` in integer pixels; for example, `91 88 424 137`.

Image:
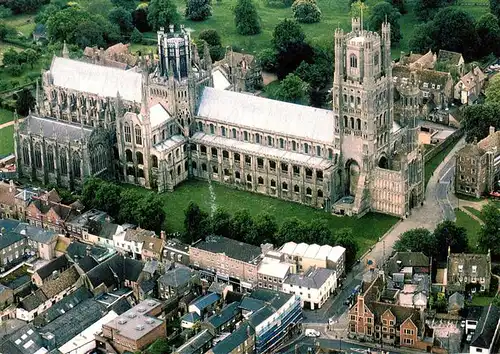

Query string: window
232 128 237 138
269 160 276 170
210 124 215 134
234 153 240 162
404 329 414 335
23 141 30 166
292 141 297 151
124 123 131 143
34 143 42 169
472 265 477 273
152 155 158 168
271 179 276 187
403 338 414 345
304 143 309 154
247 174 252 182
256 134 260 143
367 318 372 323
458 264 463 272
257 158 264 168
235 171 240 179
316 146 321 156
350 54 358 68
72 152 81 177
47 146 54 172
306 187 312 196
282 182 288 191
258 176 264 185
294 185 299 193
351 315 356 321
281 163 288 172
267 136 273 146
221 126 226 136
318 190 323 198
135 125 142 145
280 138 284 149
244 131 248 141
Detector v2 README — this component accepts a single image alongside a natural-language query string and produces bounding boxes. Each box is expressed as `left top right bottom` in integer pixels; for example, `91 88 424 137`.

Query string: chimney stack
86 246 91 257
169 24 174 33
489 126 495 136
160 230 166 240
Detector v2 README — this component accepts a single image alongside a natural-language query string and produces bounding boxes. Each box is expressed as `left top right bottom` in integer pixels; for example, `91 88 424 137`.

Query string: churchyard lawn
455 208 482 252
129 179 398 256
0 125 14 155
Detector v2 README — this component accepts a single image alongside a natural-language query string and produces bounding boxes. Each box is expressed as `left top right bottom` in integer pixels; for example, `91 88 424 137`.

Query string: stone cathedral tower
332 18 424 216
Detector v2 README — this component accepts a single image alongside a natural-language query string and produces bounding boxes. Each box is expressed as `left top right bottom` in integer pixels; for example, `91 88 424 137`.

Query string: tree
257 48 278 72
254 212 278 244
408 22 435 54
211 208 233 238
0 5 12 18
112 0 137 10
491 0 500 22
486 74 500 105
71 20 107 48
133 5 152 32
2 49 20 66
184 202 209 244
148 0 180 31
292 0 321 24
109 7 134 36
145 337 170 354
478 203 500 258
414 0 442 21
118 189 140 223
476 13 500 57
390 0 406 14
276 217 307 245
350 0 369 19
15 89 35 117
81 177 103 209
134 194 166 232
433 220 468 260
272 19 313 78
334 228 359 269
185 0 212 21
130 27 143 43
306 219 332 245
5 0 47 14
24 49 38 69
0 23 16 40
368 1 401 43
234 0 261 35
231 209 256 243
461 103 500 142
94 181 122 217
275 73 310 105
393 228 437 258
199 29 221 46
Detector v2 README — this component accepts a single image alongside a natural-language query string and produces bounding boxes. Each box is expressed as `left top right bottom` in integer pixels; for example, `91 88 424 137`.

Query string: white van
304 328 321 337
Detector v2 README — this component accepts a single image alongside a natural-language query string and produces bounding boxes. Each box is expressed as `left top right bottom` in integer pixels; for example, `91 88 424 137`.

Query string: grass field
455 208 482 251
128 179 398 255
424 140 459 186
463 205 483 221
0 109 14 125
3 15 36 38
470 295 494 306
0 42 24 66
0 125 14 155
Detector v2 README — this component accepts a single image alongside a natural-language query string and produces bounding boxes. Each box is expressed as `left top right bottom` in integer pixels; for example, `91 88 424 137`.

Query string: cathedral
14 20 424 218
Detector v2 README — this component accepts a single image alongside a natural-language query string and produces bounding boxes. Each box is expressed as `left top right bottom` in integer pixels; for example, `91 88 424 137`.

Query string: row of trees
183 202 359 267
81 178 166 232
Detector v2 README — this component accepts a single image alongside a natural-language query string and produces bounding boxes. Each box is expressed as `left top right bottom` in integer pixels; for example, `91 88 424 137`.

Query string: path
459 206 484 225
0 119 22 130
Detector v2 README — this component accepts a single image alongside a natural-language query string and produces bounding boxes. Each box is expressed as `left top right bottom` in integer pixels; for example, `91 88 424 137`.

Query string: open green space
127 179 398 255
0 109 14 125
455 208 482 251
424 139 459 186
470 295 494 306
0 125 14 156
3 15 36 38
0 42 24 66
463 205 483 221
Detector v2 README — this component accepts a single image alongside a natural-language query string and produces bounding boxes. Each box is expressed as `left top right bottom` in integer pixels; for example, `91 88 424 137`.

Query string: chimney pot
169 24 174 33
489 126 495 135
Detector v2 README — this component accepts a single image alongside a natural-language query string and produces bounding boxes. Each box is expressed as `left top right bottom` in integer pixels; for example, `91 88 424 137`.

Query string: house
207 323 255 354
17 265 81 321
173 328 214 354
466 306 483 335
469 305 500 354
282 266 337 309
213 49 263 93
0 226 28 270
437 49 465 77
279 242 346 277
455 127 500 198
188 292 221 318
447 292 465 315
15 223 58 260
447 251 491 293
32 23 47 43
163 237 190 265
158 266 198 300
0 284 14 311
0 180 18 219
84 254 144 298
386 252 430 279
141 233 164 261
113 227 155 259
257 254 292 291
65 240 113 264
66 209 111 238
31 254 71 287
348 274 435 352
100 299 165 353
14 187 41 221
454 66 486 105
203 301 241 334
190 235 262 291
181 311 201 329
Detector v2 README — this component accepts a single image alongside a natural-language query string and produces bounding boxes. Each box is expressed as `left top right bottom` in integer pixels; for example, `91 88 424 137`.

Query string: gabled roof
19 115 93 141
196 87 334 143
175 329 214 354
0 218 21 233
0 231 24 250
20 288 48 311
190 292 220 311
35 255 70 280
211 323 253 354
66 241 109 261
387 252 430 275
14 223 58 244
192 235 261 263
437 50 463 66
86 254 143 289
181 312 201 323
285 267 334 289
40 265 80 298
471 305 500 349
158 267 195 288
207 301 240 328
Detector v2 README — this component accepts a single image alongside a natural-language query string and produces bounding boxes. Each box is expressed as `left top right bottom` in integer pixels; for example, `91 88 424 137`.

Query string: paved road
278 337 406 354
435 156 456 221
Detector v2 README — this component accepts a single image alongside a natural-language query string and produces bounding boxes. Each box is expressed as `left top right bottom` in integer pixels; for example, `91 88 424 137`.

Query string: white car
305 328 321 337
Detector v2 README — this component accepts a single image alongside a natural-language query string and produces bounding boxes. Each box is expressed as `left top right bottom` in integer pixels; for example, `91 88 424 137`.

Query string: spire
62 41 69 59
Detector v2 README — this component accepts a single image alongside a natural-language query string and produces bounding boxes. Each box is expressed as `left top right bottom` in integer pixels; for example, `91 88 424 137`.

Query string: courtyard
129 179 398 255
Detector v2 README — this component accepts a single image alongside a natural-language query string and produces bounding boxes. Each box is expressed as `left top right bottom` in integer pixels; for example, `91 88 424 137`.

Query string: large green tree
306 219 333 245
485 74 500 105
211 208 233 239
414 0 442 21
254 212 278 244
184 202 210 244
478 203 500 258
292 0 321 24
148 0 180 30
276 217 308 245
5 0 47 14
133 5 152 32
433 220 468 260
368 1 402 43
134 194 166 232
476 13 500 57
275 73 310 105
231 209 257 243
15 89 36 117
490 0 500 22
334 228 359 269
109 7 134 36
234 0 261 35
185 0 212 21
461 103 500 142
393 228 437 258
408 22 435 54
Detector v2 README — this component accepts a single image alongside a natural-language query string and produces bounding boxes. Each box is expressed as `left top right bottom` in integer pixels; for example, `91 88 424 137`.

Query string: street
435 156 456 221
278 337 407 354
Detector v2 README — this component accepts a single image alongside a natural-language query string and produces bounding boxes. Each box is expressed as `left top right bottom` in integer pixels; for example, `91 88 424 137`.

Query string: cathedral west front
14 19 425 218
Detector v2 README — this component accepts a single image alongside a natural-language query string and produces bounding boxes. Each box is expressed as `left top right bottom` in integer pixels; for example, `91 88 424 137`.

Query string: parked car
305 328 321 337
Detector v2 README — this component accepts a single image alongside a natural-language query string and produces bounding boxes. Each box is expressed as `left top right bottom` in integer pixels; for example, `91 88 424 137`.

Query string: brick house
141 233 164 261
0 180 18 219
447 250 491 293
348 275 435 351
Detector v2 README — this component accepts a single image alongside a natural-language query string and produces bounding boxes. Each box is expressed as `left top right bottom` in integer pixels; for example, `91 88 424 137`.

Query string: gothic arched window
125 149 133 162
47 146 55 173
350 54 358 68
198 121 203 131
316 146 321 156
23 141 30 166
34 143 42 169
72 152 81 178
60 148 68 175
136 152 144 165
151 155 158 168
124 123 131 143
356 119 361 130
135 125 142 145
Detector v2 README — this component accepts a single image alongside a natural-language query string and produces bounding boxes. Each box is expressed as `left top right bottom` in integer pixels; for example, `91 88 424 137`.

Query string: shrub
257 48 278 72
130 27 143 43
185 0 212 20
292 0 321 23
234 0 261 35
199 29 221 46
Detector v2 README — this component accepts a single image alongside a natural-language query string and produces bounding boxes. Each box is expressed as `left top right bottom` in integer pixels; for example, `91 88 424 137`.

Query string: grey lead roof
18 115 92 141
194 235 261 263
284 267 334 289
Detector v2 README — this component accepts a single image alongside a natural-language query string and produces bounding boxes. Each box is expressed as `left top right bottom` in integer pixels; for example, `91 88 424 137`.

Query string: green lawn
0 109 14 125
455 208 482 251
463 205 483 221
3 14 36 38
0 125 14 155
424 139 459 186
128 179 398 255
470 296 494 306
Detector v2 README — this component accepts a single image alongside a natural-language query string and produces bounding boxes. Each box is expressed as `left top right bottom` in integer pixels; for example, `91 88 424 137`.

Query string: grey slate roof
0 230 24 250
193 235 261 263
211 323 253 354
14 223 58 244
181 312 201 323
471 305 500 349
66 241 109 261
190 292 220 311
86 254 143 289
20 289 47 311
175 329 213 354
158 267 195 288
35 255 70 281
386 252 430 275
284 267 333 289
0 219 21 233
18 115 92 140
1 324 45 354
207 301 240 329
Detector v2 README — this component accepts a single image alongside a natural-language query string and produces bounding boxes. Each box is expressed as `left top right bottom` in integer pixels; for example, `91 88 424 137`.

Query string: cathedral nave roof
191 132 335 170
196 87 334 144
19 115 92 140
50 57 143 102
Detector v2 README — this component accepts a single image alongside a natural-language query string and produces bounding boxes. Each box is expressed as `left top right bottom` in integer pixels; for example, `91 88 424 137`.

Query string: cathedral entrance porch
332 196 355 216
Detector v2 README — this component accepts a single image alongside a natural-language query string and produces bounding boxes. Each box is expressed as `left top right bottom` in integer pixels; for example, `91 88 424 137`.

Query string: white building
280 242 346 277
257 255 293 291
469 305 500 354
282 266 337 310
